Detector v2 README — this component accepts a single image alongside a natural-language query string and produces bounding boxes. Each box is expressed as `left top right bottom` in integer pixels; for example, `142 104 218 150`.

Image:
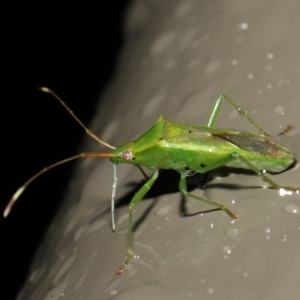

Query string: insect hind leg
179 173 238 219
195 152 299 194
207 94 270 136
236 154 300 193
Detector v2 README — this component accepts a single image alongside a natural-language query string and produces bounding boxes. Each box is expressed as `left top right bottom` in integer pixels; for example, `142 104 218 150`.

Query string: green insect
4 87 299 275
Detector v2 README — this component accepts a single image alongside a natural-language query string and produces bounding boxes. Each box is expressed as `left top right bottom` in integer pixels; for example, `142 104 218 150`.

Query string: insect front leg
207 94 269 135
179 172 238 219
116 170 159 275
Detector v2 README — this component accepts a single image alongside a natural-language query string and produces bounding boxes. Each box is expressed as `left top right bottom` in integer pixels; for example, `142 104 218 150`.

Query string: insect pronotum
4 87 300 274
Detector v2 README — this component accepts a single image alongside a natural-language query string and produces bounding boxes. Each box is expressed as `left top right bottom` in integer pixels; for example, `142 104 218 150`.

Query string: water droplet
264 227 271 233
230 219 238 225
266 53 274 59
29 267 45 283
274 105 285 115
231 60 238 66
118 213 129 223
204 60 220 74
247 74 254 79
283 204 299 215
196 228 206 235
85 219 107 235
42 282 68 300
223 245 231 254
53 254 77 284
190 257 201 265
110 290 118 296
155 206 172 216
72 274 87 292
225 228 241 242
208 287 214 294
74 224 89 241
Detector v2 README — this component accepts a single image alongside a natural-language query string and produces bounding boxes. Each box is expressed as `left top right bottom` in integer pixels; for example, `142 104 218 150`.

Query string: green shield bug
4 87 299 274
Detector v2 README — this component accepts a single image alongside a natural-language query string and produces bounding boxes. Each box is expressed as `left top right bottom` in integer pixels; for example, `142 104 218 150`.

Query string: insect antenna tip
3 186 26 218
37 86 51 93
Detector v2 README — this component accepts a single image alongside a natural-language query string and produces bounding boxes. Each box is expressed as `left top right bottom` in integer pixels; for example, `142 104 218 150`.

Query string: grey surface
18 0 300 299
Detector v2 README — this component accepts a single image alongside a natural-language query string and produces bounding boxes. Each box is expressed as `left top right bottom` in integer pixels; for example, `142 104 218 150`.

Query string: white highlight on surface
223 245 232 254
279 188 293 196
282 234 287 242
240 23 249 30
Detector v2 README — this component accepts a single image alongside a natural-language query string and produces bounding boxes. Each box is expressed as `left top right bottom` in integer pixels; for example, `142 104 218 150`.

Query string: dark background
1 2 129 299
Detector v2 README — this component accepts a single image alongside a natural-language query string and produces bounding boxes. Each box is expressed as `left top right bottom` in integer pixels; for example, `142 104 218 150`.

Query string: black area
1 2 129 299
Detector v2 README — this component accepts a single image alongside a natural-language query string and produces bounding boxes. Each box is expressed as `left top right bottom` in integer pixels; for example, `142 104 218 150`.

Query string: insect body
4 88 299 275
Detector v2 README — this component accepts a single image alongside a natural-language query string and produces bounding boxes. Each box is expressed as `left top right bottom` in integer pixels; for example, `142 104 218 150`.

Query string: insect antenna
3 152 114 218
38 87 116 150
4 87 117 217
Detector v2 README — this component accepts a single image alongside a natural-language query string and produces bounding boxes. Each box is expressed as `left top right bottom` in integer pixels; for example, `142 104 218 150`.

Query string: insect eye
122 150 133 161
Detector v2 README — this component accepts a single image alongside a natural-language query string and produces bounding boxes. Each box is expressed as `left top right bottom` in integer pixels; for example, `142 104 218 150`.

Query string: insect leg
137 165 150 180
207 94 269 135
111 164 118 232
194 152 299 194
278 124 295 136
236 154 300 194
111 165 150 232
116 170 159 275
179 173 238 219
